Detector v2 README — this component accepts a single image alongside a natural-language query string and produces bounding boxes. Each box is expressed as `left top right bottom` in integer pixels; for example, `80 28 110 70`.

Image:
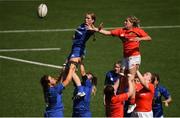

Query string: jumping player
89 15 151 82
89 16 152 114
64 12 96 97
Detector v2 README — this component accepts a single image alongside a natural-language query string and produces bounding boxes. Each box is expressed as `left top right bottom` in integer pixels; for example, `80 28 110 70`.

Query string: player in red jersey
89 16 151 114
104 74 134 117
89 15 151 81
131 70 155 117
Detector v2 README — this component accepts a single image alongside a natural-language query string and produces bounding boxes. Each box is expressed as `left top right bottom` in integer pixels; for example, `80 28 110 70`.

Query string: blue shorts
153 108 163 117
68 47 86 59
72 110 91 117
44 110 64 117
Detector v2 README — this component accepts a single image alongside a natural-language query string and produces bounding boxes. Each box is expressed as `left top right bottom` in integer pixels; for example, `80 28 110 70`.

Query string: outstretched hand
163 100 169 107
86 22 104 32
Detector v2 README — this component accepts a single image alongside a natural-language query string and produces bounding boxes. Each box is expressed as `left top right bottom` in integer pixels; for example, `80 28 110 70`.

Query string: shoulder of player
54 83 65 91
157 84 168 91
106 70 114 75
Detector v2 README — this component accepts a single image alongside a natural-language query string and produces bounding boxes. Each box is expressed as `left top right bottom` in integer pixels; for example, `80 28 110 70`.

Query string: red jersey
111 27 149 57
135 83 154 112
106 93 128 117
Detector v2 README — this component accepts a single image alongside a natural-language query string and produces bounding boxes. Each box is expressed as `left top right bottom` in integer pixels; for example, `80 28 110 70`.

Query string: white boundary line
0 25 180 33
106 25 180 29
0 29 75 33
0 48 61 52
0 55 63 69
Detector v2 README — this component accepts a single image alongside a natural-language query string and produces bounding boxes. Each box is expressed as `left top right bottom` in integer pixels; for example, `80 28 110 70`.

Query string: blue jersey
104 70 120 85
105 70 122 95
153 84 171 117
44 83 64 117
72 76 93 117
68 23 94 59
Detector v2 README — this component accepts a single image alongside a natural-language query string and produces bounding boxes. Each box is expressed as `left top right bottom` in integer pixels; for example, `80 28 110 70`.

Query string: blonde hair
86 12 96 24
127 16 140 27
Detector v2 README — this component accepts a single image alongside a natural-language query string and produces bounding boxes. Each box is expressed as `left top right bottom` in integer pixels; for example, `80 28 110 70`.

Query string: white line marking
0 25 180 33
0 29 75 33
0 55 63 69
104 25 180 29
0 48 61 52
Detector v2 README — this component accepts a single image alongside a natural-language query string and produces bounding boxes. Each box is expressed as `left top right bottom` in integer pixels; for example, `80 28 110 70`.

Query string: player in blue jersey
40 64 74 117
104 60 127 95
152 73 172 117
72 64 97 117
64 12 96 97
104 61 128 116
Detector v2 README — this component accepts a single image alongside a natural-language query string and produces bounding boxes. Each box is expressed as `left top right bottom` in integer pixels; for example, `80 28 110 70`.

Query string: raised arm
97 29 112 35
88 23 112 35
62 63 75 87
136 70 150 90
127 76 134 97
80 62 86 77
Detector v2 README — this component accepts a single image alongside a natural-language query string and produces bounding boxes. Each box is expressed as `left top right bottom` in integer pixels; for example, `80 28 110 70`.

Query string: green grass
0 0 180 116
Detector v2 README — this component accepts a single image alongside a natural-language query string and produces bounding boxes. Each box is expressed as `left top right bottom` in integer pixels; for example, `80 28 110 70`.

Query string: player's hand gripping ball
38 3 48 18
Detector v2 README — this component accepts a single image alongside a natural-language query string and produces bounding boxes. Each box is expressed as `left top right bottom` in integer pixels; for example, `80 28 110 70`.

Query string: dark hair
114 60 121 67
90 72 97 86
40 75 50 104
84 72 97 86
40 75 50 90
151 73 160 83
104 85 114 105
127 16 140 27
153 73 160 82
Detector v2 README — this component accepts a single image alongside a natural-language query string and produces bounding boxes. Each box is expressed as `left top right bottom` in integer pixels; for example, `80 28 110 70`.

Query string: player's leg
127 69 137 114
80 111 92 117
69 58 85 96
120 58 127 76
127 55 141 113
72 72 85 96
79 61 86 76
127 66 137 113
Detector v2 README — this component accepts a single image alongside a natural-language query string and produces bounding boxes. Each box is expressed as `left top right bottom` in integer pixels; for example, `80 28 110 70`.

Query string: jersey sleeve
136 28 149 37
55 83 64 93
105 72 114 85
112 93 129 103
110 28 122 37
85 79 92 88
160 86 171 99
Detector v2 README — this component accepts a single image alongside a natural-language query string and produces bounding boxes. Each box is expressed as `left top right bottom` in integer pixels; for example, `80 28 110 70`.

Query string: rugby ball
38 3 48 18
